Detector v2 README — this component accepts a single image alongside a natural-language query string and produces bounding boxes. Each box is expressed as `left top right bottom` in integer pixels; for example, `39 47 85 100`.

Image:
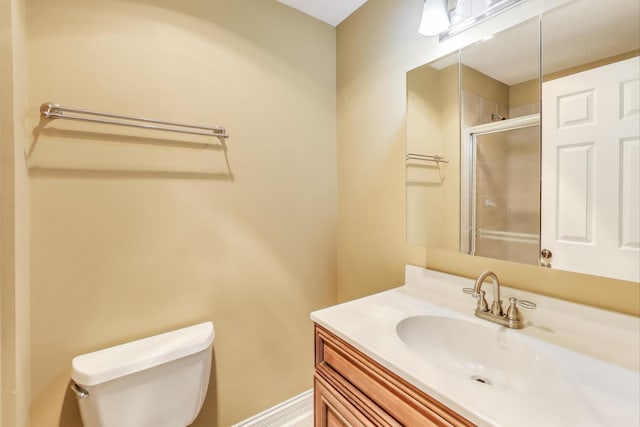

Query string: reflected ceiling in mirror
542 0 640 78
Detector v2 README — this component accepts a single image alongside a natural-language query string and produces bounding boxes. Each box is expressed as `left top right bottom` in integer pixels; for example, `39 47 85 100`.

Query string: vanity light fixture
420 0 529 40
454 0 491 18
418 0 450 36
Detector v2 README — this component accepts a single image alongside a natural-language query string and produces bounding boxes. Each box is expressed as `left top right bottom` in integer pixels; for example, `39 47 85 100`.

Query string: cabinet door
314 377 374 427
315 325 476 427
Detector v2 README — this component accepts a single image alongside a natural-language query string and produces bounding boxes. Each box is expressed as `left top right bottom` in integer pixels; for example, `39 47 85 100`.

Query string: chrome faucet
463 270 536 329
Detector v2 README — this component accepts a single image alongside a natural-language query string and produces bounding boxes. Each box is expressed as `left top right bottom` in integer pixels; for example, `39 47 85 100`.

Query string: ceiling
277 0 369 26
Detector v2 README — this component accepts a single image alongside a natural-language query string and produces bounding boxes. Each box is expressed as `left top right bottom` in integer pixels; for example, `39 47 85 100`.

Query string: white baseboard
231 389 313 427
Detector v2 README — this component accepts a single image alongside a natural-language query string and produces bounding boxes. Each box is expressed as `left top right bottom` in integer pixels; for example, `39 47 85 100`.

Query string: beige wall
1 0 31 425
337 0 639 316
462 65 509 108
406 63 458 250
509 78 539 109
404 62 462 256
1 0 15 420
26 0 336 425
336 0 428 302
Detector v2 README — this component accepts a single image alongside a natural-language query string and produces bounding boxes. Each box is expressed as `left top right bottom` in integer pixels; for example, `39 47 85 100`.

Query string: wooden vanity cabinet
314 325 476 427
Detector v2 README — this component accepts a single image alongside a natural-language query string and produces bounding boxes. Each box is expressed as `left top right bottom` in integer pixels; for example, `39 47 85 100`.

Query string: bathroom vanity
311 266 640 426
314 325 474 426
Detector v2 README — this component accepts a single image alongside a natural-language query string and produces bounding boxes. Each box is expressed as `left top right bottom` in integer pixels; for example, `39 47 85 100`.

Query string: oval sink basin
396 315 558 392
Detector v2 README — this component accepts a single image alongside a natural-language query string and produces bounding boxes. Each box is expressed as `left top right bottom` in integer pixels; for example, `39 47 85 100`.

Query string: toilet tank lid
71 321 214 386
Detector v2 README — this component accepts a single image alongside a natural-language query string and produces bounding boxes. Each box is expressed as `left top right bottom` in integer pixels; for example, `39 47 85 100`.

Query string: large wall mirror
406 0 640 283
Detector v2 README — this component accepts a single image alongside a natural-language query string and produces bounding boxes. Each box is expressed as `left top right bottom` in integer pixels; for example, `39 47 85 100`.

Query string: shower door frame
460 113 540 256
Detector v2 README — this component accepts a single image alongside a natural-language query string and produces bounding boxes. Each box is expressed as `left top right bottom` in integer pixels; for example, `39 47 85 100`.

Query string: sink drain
470 375 492 385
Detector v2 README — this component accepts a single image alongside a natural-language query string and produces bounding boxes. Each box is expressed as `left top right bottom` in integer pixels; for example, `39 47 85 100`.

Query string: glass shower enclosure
461 115 540 265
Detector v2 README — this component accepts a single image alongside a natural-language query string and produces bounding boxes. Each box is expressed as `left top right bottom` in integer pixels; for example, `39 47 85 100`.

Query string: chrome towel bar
406 153 449 164
40 103 229 139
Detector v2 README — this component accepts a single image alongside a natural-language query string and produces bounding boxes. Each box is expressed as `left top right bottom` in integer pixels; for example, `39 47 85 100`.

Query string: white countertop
311 265 640 427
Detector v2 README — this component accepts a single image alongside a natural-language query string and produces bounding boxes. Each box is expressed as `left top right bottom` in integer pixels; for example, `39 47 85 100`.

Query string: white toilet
70 321 214 427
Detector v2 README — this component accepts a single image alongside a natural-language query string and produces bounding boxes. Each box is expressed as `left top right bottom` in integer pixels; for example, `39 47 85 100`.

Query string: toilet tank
71 321 214 427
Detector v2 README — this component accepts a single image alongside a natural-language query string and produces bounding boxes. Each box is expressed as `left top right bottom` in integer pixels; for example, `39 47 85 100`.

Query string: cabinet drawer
315 375 375 427
315 325 475 427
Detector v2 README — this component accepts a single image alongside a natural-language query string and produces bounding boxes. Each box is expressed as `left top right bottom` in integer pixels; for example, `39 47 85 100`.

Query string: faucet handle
463 288 489 312
506 297 536 321
514 299 536 309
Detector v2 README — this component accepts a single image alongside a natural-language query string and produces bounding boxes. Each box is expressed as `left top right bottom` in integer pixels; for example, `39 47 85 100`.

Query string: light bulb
418 0 450 36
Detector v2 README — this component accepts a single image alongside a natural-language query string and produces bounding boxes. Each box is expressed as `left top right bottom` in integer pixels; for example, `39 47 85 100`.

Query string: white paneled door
541 56 640 282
